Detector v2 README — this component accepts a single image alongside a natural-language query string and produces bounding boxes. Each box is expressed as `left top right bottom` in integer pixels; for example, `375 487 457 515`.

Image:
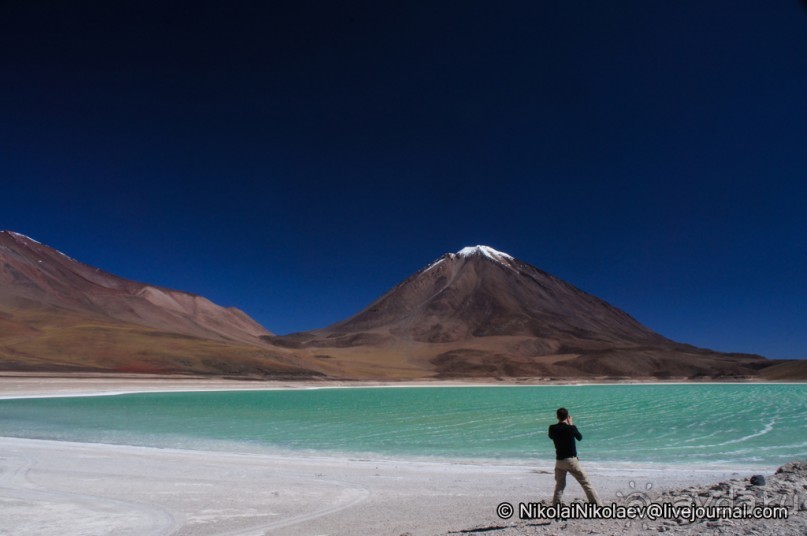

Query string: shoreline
0 372 802 401
0 433 778 475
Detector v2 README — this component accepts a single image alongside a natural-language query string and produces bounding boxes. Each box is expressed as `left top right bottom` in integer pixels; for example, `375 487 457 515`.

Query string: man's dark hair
556 407 568 421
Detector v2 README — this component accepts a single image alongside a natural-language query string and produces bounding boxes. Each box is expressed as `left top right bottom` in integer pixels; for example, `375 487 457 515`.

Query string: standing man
548 407 602 506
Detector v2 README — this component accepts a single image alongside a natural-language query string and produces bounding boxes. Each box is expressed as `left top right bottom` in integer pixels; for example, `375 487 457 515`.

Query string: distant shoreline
0 372 802 400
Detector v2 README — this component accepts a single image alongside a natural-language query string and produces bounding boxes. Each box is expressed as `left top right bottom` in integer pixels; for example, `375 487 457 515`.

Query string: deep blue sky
1 2 805 359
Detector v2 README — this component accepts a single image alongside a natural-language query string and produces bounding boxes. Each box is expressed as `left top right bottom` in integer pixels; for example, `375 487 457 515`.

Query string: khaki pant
552 457 602 506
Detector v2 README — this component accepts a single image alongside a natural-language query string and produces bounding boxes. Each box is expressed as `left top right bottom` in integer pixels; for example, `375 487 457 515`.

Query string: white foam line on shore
0 391 139 400
0 385 344 400
0 435 773 476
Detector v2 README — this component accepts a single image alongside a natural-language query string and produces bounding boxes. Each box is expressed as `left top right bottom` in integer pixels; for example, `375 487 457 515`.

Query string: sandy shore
0 375 801 535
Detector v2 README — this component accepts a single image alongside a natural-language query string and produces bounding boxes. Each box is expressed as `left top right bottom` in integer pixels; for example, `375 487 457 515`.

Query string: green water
1 384 805 467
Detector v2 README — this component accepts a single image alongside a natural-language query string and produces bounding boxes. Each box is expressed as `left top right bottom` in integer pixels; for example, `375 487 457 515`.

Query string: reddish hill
0 231 318 377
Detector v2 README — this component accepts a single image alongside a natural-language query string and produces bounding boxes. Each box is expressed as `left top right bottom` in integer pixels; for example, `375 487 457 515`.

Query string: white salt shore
0 437 764 536
0 376 799 535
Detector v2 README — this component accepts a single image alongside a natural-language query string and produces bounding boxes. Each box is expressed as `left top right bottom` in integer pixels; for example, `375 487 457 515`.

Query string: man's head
556 407 568 422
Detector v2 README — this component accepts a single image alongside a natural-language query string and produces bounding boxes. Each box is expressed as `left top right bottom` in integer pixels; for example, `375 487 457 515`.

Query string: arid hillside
0 231 317 377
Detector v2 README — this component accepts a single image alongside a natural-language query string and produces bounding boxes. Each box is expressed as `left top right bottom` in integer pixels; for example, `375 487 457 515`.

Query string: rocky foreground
451 461 807 536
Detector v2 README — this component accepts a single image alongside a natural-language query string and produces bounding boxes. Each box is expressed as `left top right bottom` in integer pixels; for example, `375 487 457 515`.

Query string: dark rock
750 475 766 486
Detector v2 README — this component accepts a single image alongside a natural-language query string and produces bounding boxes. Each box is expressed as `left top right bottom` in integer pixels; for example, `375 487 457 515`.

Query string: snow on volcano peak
457 245 514 262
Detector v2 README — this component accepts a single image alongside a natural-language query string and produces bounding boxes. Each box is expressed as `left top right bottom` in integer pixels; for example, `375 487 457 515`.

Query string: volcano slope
267 246 773 380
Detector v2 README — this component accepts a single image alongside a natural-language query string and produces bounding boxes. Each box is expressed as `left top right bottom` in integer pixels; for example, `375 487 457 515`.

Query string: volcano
268 245 771 379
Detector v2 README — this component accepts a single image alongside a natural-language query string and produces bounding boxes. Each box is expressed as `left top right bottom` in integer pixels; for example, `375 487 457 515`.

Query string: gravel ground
451 461 807 536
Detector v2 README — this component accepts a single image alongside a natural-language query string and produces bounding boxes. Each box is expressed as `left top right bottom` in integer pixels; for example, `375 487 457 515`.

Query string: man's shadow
449 522 552 534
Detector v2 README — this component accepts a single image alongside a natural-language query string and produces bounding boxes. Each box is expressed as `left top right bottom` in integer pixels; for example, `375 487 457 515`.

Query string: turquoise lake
1 384 805 468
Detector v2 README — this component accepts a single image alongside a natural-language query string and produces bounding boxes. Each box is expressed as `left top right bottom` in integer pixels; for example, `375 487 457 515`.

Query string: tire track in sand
0 448 182 536
216 472 371 536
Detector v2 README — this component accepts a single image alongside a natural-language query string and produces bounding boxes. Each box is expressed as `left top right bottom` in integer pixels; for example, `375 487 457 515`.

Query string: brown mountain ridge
1 233 802 380
0 231 316 377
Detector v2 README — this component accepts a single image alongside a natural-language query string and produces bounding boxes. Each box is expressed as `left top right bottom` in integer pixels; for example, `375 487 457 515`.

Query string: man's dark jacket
548 422 582 460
